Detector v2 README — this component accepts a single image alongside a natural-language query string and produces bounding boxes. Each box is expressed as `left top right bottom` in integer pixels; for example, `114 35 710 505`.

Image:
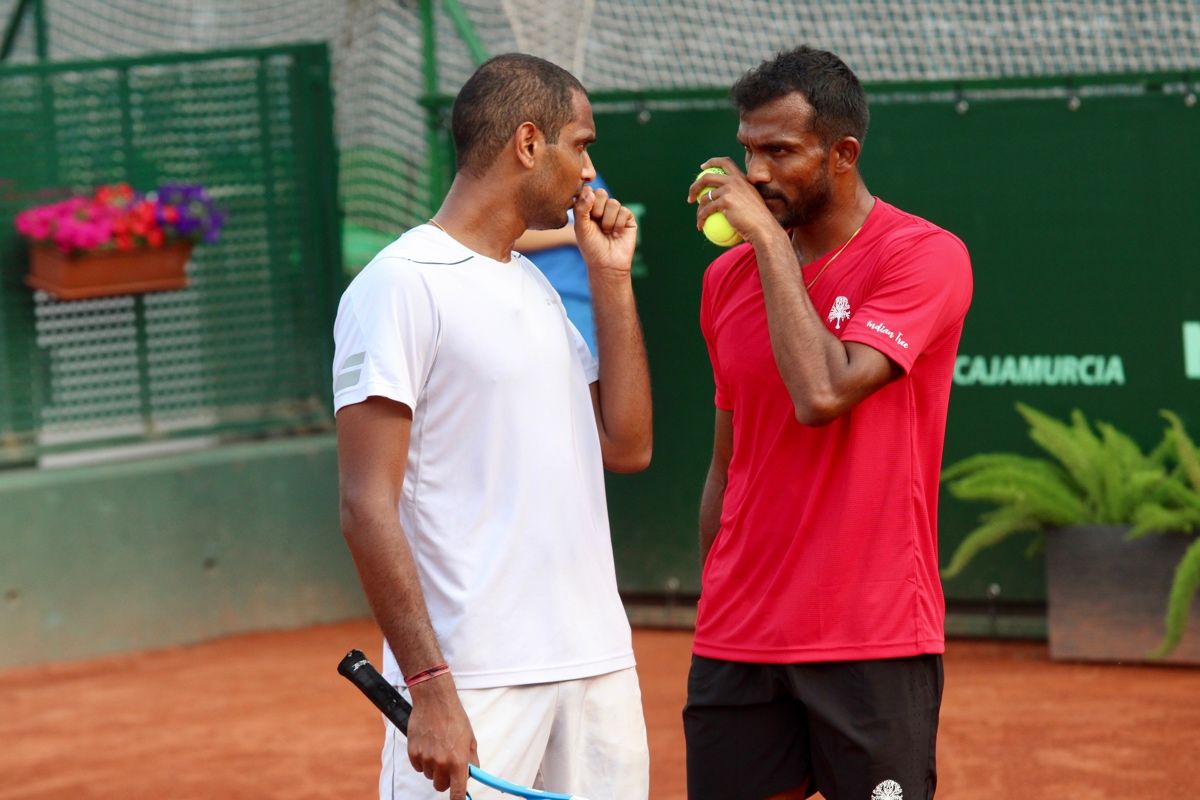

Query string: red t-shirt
695 198 973 663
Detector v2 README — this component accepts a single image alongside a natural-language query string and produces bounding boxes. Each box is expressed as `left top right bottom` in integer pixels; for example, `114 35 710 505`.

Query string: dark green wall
593 87 1200 605
0 435 365 668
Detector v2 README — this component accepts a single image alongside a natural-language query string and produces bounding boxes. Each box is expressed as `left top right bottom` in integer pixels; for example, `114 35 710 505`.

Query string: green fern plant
941 403 1200 657
1134 411 1200 657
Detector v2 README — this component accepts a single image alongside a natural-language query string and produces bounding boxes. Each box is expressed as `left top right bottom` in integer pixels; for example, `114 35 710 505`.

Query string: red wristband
404 663 450 688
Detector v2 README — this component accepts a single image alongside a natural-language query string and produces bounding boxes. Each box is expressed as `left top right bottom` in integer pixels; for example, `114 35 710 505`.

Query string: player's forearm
341 498 474 796
590 274 652 473
753 230 856 425
340 499 446 677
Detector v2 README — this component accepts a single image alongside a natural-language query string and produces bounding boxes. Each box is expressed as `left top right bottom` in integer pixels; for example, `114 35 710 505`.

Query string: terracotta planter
1045 524 1200 665
25 242 192 301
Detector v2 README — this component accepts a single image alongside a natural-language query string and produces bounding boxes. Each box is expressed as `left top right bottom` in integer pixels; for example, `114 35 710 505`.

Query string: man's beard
767 170 833 229
519 161 575 230
522 201 570 231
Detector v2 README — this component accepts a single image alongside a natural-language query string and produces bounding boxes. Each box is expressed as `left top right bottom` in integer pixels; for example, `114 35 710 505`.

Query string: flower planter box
1045 524 1200 665
25 242 192 301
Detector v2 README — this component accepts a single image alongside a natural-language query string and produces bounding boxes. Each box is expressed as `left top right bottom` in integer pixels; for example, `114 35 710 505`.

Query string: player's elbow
338 494 366 542
792 391 843 427
603 442 652 473
337 484 388 541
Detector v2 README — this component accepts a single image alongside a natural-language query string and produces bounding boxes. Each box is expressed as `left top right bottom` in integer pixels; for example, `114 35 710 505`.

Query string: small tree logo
828 296 851 329
872 780 903 799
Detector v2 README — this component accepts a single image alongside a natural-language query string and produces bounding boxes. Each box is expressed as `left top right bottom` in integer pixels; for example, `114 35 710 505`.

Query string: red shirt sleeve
840 230 972 372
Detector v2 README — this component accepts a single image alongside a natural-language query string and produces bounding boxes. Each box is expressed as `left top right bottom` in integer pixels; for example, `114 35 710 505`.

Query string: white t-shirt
332 224 635 689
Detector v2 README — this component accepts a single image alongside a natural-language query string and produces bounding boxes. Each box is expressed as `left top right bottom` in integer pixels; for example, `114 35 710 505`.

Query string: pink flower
15 209 47 239
15 181 224 254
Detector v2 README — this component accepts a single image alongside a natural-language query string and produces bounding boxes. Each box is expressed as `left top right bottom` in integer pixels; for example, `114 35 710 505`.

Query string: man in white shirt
332 53 652 800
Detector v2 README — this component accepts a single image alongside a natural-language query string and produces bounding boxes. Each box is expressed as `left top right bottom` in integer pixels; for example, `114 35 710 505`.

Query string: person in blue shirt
515 174 610 356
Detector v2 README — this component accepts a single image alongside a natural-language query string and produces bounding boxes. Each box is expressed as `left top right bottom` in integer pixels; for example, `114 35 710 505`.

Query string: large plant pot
1045 524 1200 665
25 242 192 301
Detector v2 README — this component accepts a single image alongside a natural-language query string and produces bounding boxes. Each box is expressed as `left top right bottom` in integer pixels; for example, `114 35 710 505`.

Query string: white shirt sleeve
332 259 439 413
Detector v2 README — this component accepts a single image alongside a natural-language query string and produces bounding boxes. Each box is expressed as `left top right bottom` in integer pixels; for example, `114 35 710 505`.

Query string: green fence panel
589 80 1200 605
0 44 341 465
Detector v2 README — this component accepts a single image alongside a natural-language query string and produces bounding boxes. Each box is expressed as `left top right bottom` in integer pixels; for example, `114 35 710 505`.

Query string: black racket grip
337 649 413 734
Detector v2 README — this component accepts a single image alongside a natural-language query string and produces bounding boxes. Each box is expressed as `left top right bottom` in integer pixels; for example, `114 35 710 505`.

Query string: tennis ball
703 211 743 248
696 167 744 247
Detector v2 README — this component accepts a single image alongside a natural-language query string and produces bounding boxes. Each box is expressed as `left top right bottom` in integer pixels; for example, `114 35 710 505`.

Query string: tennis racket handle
337 649 412 734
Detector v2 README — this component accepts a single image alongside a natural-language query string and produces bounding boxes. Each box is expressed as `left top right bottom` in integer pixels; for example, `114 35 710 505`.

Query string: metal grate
0 44 340 466
7 1 1198 240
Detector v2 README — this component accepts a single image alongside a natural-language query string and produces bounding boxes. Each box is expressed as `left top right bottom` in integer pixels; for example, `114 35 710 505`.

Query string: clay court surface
2 619 1197 799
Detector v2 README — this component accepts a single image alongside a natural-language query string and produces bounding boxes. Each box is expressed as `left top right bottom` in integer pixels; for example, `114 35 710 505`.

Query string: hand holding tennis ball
696 166 744 247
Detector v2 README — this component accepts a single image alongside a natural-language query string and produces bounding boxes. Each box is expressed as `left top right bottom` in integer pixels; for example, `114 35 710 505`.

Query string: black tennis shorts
683 653 944 800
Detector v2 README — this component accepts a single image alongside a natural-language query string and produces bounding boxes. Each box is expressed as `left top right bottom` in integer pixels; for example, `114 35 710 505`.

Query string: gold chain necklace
802 221 865 291
427 218 449 234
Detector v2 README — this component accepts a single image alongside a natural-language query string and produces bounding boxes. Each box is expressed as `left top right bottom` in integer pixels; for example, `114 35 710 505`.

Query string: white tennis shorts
380 667 649 800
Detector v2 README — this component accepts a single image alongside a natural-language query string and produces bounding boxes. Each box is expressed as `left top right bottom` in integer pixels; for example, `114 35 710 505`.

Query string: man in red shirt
685 46 972 800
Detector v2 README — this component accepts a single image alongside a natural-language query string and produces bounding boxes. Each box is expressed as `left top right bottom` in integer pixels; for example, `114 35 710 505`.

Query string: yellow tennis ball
703 211 743 247
696 167 744 247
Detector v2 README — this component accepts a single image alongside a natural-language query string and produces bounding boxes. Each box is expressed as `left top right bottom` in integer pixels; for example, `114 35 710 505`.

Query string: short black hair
731 45 869 146
451 53 586 177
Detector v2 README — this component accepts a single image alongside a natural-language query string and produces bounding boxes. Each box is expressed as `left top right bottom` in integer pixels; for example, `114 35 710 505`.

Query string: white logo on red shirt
828 296 851 329
866 320 910 349
872 779 903 799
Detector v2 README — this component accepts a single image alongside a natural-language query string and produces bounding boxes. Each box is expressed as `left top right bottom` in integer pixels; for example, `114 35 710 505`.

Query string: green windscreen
588 80 1200 604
